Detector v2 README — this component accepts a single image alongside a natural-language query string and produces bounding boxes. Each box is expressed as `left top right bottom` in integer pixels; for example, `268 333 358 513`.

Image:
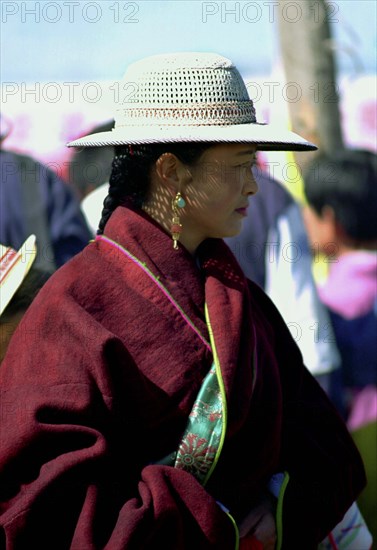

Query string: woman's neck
142 201 201 256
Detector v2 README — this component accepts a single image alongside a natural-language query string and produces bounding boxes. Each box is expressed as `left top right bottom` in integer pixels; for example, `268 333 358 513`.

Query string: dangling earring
171 192 186 250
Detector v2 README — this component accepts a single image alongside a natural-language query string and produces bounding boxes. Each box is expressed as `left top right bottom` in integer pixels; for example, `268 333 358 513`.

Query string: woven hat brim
67 123 317 152
0 235 37 317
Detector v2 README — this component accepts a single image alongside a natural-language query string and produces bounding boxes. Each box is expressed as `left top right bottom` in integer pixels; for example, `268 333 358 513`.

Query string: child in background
303 148 377 543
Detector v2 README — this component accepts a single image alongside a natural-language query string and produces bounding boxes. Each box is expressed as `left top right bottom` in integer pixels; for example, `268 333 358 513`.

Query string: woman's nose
243 171 259 195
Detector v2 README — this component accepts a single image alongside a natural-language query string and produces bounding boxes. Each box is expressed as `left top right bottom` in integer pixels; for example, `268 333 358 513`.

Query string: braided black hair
97 143 213 235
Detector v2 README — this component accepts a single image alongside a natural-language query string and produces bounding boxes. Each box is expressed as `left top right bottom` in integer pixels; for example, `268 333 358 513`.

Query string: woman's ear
154 153 191 192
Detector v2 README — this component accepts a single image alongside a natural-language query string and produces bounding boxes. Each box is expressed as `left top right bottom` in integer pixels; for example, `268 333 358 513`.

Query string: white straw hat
0 235 37 317
67 52 317 151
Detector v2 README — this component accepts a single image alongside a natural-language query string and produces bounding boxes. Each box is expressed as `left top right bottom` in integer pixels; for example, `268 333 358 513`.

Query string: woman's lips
235 207 248 216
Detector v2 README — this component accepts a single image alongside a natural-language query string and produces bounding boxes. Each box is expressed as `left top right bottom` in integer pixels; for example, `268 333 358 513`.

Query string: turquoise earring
171 192 186 249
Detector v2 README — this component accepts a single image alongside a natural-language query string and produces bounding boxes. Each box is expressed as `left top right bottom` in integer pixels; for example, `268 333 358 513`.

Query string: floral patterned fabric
158 363 224 485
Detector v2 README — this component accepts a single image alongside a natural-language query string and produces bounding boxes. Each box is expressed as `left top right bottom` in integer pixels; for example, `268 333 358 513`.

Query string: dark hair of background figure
303 149 377 243
68 121 115 200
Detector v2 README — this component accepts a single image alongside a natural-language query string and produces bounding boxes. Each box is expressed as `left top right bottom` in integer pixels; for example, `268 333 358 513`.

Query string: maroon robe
0 206 365 549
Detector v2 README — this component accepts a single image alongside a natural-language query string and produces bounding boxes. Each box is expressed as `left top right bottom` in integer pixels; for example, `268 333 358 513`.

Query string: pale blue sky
1 0 376 83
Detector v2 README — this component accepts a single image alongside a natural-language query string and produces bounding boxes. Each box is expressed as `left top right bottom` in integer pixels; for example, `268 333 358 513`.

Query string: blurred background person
302 148 377 542
67 120 114 202
67 120 114 235
0 115 92 273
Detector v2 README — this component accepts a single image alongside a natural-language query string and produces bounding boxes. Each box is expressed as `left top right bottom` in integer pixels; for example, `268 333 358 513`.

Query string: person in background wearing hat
0 53 368 550
0 235 50 363
0 115 92 273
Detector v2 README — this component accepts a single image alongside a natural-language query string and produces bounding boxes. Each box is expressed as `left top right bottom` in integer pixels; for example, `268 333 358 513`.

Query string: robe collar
103 206 255 412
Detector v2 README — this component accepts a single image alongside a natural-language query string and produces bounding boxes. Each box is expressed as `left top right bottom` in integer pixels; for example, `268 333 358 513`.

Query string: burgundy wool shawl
0 206 365 549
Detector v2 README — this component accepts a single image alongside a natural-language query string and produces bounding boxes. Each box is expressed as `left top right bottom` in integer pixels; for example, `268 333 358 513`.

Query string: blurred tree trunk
277 0 344 172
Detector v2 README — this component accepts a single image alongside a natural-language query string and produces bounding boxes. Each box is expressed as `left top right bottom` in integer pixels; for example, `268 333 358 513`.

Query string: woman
0 53 366 550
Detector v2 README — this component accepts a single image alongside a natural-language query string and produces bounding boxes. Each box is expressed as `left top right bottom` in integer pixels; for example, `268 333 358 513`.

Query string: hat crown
123 52 249 105
115 52 255 128
128 52 234 71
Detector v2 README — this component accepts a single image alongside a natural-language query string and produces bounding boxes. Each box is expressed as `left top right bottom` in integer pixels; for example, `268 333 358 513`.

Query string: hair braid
97 142 213 234
98 147 132 234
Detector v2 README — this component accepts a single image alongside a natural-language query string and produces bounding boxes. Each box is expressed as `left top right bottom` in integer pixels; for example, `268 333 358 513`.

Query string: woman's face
180 143 258 249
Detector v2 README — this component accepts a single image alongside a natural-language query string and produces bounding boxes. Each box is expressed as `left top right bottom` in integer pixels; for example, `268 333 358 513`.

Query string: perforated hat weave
67 52 317 151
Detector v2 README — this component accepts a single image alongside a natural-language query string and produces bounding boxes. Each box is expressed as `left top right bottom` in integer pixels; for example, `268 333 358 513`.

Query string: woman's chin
224 220 244 238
